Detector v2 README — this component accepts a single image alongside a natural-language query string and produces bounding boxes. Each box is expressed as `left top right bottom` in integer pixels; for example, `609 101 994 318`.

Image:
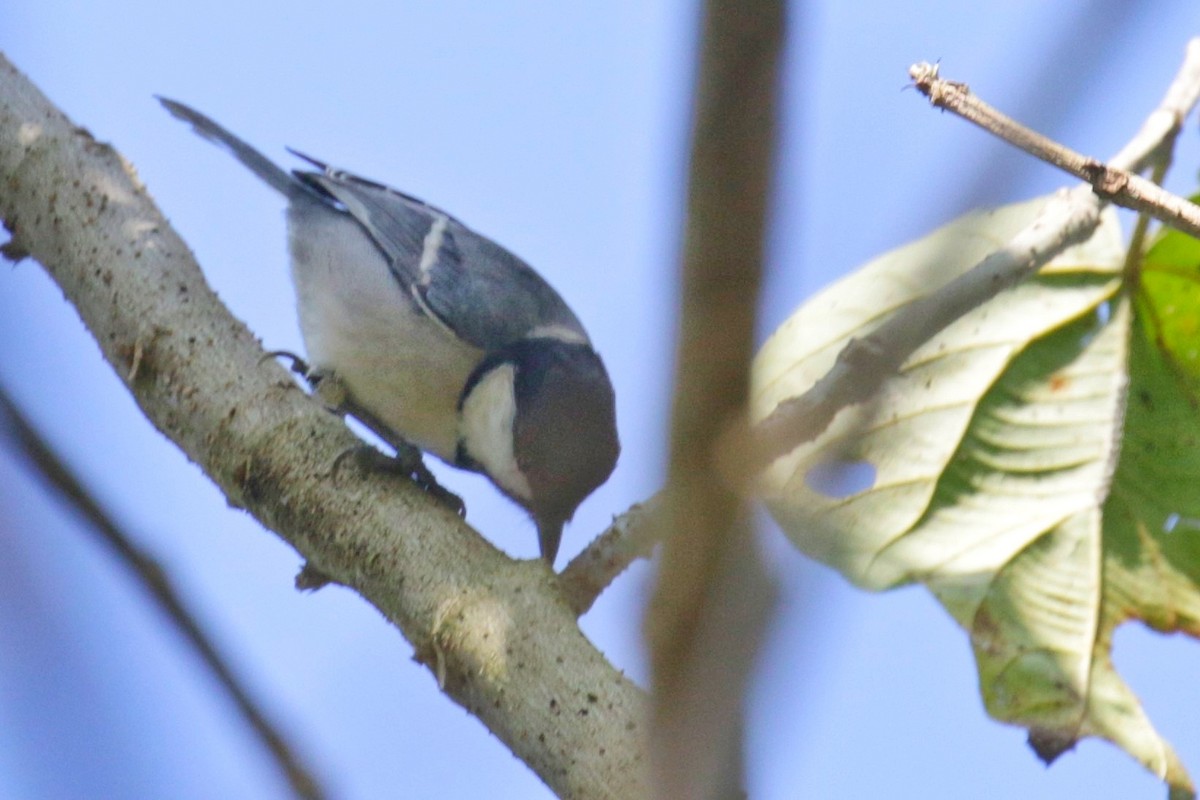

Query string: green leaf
752 194 1199 798
1140 207 1200 385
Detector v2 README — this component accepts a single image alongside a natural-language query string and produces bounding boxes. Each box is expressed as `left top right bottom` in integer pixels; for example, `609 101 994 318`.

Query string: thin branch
645 1 783 797
0 385 327 800
0 54 647 799
559 496 660 617
909 52 1200 238
745 186 1102 467
741 39 1200 474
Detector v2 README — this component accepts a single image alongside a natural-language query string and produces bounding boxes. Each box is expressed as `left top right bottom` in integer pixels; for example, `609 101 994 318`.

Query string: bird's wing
294 156 588 351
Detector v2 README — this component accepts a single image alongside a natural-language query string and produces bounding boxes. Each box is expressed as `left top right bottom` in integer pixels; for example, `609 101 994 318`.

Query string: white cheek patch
459 363 533 501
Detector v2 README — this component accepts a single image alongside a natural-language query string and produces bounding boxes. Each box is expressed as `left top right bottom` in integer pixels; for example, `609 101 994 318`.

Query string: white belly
287 203 482 462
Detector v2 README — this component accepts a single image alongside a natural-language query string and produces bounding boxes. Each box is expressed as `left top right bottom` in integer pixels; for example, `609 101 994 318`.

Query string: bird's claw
261 350 321 390
333 443 466 517
262 354 465 516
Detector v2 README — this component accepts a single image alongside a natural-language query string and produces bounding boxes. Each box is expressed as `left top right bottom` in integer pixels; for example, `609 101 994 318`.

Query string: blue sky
2 2 1200 798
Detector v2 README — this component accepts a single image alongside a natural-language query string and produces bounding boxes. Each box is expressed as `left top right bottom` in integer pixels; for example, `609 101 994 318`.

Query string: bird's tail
157 97 309 199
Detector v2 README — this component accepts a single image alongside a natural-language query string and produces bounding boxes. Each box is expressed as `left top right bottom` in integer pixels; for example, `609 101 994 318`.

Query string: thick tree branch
0 54 646 800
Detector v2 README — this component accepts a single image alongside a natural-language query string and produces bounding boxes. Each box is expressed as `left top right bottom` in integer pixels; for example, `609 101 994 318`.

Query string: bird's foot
334 443 466 517
262 349 313 380
261 356 464 514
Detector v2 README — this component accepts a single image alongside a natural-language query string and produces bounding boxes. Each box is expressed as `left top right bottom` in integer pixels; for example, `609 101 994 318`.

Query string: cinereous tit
160 99 619 565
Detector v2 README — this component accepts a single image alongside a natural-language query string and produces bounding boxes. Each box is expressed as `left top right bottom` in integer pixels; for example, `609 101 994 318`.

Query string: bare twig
909 50 1200 238
645 1 783 797
0 385 327 800
559 496 660 617
743 39 1200 474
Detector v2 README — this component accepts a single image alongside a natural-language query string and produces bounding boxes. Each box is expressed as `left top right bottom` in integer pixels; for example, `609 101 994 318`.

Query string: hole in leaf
1162 512 1200 534
1079 301 1113 349
804 459 876 498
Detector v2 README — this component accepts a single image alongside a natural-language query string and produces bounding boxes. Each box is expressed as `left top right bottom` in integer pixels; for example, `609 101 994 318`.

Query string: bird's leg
313 372 466 517
338 408 467 517
332 444 464 513
261 352 465 515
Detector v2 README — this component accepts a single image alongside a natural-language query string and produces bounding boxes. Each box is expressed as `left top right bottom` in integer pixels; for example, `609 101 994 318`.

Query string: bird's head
457 338 619 565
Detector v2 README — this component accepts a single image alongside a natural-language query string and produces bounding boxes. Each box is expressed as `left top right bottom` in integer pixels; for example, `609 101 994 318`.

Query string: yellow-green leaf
752 194 1199 798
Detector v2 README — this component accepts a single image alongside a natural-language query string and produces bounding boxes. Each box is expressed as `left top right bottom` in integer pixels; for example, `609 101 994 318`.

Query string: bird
159 98 619 566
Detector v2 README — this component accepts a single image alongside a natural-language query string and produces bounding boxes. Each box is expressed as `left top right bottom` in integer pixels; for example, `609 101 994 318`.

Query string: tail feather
157 97 309 199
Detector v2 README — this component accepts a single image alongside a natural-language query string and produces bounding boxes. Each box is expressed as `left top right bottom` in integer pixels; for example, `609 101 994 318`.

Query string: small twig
0 385 327 800
909 55 1200 239
741 40 1200 474
558 496 661 616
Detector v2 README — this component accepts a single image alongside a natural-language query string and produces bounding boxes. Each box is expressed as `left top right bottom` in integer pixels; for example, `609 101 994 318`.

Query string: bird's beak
537 519 564 566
